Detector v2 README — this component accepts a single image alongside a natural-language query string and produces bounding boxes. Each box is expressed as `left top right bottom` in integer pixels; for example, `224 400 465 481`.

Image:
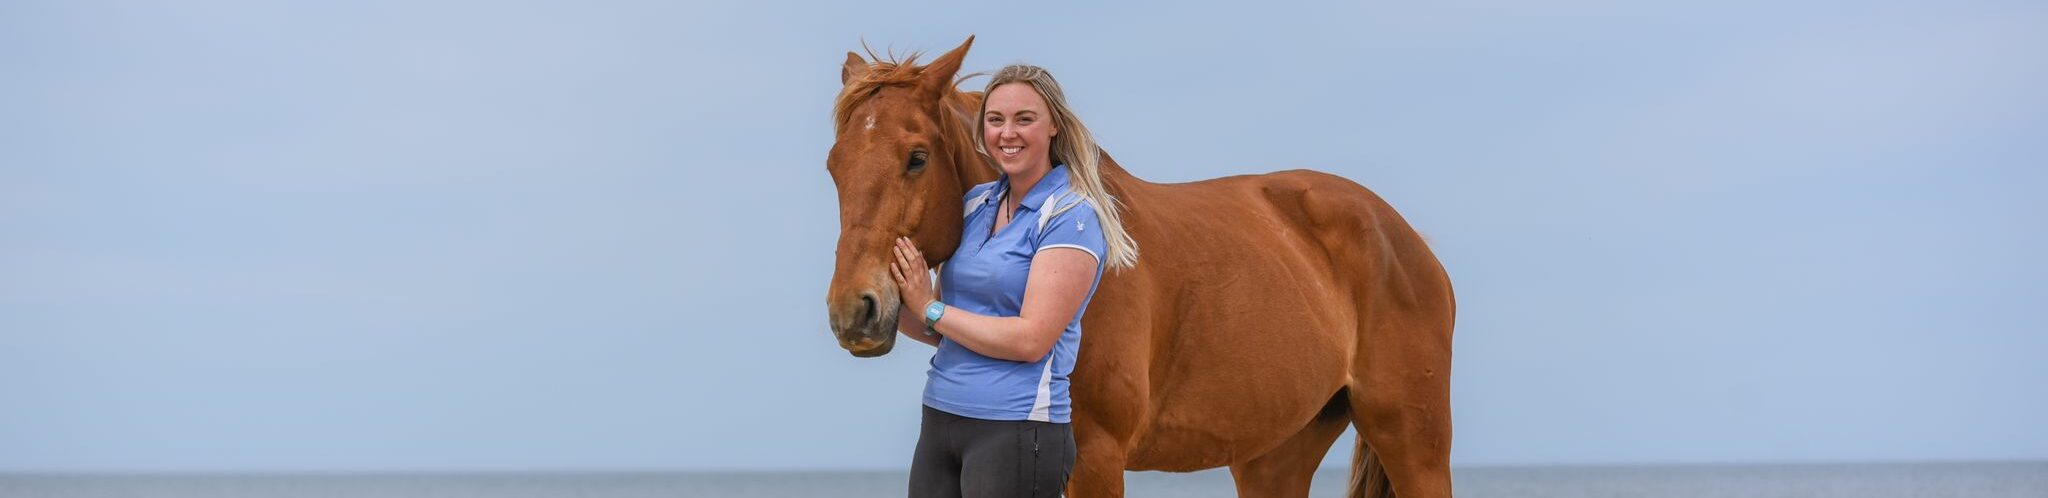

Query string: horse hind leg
1346 390 1452 498
1346 329 1454 498
1227 391 1351 498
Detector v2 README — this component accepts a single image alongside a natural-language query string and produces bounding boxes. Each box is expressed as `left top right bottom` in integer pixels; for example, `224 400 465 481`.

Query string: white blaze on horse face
864 115 876 132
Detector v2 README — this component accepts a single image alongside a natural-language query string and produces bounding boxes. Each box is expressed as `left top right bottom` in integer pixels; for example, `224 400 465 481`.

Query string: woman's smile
983 82 1056 174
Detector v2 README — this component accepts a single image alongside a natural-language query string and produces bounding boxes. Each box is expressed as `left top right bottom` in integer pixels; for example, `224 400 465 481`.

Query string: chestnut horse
823 37 1456 498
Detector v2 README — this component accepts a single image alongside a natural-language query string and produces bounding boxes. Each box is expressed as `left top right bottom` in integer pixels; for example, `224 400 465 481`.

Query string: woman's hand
889 237 935 313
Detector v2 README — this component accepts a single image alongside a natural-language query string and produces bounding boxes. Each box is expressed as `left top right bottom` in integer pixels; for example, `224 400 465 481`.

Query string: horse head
824 36 989 357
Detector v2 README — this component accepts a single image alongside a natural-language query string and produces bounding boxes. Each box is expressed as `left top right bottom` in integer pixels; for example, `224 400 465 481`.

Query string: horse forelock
833 52 987 135
833 51 928 133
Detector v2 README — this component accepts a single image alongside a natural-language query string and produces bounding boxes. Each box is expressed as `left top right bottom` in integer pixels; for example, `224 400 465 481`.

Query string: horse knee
1066 429 1128 498
1067 453 1125 498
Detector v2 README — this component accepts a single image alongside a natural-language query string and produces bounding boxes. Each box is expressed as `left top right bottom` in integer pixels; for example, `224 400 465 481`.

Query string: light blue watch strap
923 300 946 327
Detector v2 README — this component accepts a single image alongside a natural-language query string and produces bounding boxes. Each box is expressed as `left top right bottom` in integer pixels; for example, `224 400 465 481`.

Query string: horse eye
908 150 928 171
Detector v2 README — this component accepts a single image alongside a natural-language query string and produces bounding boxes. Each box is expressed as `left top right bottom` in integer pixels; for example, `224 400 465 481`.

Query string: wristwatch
923 300 946 328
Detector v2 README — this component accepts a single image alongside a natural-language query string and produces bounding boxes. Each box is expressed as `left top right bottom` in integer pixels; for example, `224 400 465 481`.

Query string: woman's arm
930 249 1094 361
890 237 1097 362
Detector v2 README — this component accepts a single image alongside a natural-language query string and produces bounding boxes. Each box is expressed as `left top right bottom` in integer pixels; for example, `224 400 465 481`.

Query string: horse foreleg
1227 394 1351 498
1065 419 1128 498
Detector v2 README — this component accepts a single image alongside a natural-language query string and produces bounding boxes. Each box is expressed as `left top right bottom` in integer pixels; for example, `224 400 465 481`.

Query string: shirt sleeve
1033 195 1110 265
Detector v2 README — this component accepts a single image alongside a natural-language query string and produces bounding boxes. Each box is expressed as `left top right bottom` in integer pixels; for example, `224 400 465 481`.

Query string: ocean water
4 462 2044 498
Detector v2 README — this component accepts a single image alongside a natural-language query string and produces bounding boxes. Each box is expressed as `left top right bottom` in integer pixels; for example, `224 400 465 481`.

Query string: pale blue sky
2 0 2043 473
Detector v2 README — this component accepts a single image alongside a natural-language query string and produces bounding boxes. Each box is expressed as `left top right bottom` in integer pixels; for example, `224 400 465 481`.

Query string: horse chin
844 335 897 358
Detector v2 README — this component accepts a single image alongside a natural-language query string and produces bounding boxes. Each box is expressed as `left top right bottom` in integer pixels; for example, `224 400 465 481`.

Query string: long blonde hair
974 64 1139 271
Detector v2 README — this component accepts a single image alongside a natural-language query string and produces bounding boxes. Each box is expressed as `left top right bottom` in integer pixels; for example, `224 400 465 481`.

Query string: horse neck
1095 151 1156 201
942 89 1001 189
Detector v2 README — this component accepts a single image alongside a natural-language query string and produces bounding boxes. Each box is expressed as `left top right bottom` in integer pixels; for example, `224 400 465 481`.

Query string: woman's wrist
921 299 946 327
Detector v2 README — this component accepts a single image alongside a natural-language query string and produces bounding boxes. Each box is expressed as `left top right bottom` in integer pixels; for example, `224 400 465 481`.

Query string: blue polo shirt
925 164 1108 423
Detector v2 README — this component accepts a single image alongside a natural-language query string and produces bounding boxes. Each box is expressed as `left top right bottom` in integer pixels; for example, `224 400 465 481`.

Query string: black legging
908 405 1077 497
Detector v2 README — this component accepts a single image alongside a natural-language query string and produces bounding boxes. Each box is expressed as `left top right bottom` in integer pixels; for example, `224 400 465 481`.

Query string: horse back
1072 167 1450 470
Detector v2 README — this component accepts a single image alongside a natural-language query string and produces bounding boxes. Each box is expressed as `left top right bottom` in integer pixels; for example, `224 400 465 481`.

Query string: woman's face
983 82 1058 177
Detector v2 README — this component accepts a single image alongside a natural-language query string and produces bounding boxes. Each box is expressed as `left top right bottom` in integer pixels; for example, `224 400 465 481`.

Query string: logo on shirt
1076 220 1085 232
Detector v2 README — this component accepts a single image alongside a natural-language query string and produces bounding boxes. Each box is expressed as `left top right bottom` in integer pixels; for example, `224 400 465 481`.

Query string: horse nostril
860 294 878 326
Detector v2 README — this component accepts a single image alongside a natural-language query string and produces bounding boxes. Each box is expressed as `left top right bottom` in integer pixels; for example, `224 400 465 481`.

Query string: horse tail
1349 435 1394 498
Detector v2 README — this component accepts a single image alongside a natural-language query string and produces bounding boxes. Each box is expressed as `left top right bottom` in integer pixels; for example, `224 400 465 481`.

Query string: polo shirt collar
994 164 1072 213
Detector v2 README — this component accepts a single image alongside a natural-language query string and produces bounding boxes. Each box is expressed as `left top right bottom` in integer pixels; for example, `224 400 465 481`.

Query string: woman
887 64 1139 497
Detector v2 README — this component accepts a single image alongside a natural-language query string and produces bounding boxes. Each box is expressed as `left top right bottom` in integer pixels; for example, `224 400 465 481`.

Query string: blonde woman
887 64 1137 497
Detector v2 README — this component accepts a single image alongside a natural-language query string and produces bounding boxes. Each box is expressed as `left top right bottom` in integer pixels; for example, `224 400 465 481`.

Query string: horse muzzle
828 285 901 358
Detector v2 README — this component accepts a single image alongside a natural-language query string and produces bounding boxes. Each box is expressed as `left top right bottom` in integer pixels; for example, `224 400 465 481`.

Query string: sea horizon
5 460 2043 498
12 457 2040 476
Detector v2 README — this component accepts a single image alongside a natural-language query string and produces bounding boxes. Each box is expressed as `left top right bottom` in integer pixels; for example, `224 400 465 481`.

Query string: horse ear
918 35 974 98
842 51 870 85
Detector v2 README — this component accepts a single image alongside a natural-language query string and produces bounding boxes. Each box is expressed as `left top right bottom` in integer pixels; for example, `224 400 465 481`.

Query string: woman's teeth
1000 146 1022 155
